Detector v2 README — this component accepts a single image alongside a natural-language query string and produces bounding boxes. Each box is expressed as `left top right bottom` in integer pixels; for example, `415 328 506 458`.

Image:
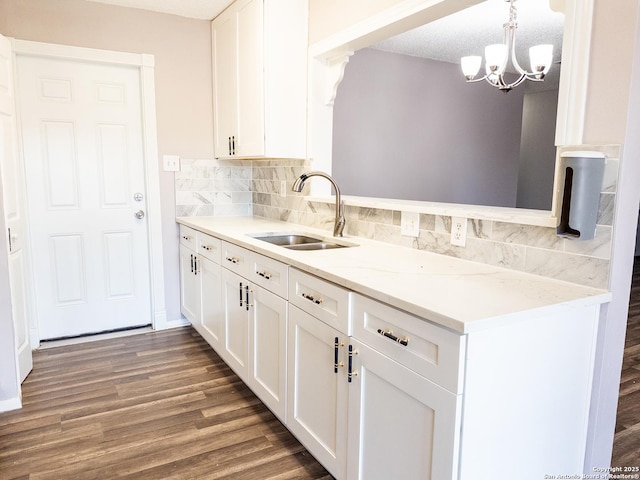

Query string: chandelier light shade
461 0 553 92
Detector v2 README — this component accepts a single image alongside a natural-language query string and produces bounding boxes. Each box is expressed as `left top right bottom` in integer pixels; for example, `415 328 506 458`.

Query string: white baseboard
0 396 22 413
162 317 190 330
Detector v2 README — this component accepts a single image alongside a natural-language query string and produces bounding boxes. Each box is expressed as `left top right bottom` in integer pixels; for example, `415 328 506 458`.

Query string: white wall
0 0 215 323
0 176 19 405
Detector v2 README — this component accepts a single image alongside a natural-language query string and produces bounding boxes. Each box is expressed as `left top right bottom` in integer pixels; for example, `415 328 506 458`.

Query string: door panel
17 55 151 340
50 234 86 304
248 286 286 420
221 267 248 377
0 33 32 382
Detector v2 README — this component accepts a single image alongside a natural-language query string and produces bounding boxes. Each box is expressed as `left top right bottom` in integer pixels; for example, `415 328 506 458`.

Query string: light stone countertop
177 216 611 334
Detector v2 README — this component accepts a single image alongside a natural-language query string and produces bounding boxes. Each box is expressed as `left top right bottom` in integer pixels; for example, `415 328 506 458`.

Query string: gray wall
517 89 559 210
332 48 525 207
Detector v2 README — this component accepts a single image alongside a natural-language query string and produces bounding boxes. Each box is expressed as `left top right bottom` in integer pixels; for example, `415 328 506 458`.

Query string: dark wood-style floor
0 328 331 480
2 261 640 478
612 258 640 466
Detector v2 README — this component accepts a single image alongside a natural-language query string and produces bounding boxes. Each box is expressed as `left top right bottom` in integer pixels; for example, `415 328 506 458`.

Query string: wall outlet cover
450 217 467 247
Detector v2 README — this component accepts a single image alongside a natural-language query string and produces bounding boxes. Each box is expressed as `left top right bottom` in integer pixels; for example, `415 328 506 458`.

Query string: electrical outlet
400 211 420 237
450 217 467 247
280 180 287 198
163 154 180 172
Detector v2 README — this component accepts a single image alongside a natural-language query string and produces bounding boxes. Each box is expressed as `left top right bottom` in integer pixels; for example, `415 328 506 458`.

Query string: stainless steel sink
250 233 355 251
284 242 346 251
253 234 324 246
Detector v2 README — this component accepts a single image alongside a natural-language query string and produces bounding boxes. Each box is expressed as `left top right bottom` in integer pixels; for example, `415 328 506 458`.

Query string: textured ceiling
371 0 565 87
84 0 564 89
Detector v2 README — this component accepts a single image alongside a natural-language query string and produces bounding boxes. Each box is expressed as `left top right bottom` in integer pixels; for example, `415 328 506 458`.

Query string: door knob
134 210 145 219
134 192 144 202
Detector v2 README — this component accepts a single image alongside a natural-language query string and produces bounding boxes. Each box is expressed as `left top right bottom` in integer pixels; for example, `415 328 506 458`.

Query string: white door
347 339 462 480
200 256 223 351
221 267 249 377
179 244 201 326
212 4 238 158
0 34 32 381
247 285 287 421
286 305 348 479
16 55 152 340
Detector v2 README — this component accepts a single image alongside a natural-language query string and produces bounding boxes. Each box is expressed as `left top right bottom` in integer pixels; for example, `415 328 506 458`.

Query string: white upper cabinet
212 0 308 160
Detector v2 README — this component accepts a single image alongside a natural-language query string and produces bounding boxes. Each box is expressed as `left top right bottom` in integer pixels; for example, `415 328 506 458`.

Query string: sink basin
250 232 355 251
284 242 346 251
253 234 324 246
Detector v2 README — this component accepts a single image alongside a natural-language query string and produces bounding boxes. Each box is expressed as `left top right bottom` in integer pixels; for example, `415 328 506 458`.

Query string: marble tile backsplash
175 159 252 217
250 147 619 290
175 147 618 290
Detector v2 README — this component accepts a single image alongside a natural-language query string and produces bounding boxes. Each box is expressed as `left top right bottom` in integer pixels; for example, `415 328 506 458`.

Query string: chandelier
460 0 553 92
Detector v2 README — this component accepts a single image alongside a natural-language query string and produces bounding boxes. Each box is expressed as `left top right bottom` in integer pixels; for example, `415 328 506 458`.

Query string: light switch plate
163 154 180 172
400 211 420 237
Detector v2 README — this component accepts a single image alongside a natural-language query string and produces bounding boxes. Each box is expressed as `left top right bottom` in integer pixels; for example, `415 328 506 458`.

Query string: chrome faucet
292 171 345 237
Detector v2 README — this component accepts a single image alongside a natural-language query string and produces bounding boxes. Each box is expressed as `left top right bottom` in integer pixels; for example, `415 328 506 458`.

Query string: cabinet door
179 245 200 325
221 268 249 378
248 285 287 420
347 339 462 480
236 0 264 157
212 5 238 158
287 305 348 479
200 257 223 352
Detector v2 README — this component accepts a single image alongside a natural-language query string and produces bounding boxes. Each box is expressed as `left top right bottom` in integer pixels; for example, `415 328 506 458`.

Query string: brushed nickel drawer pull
256 270 272 280
226 256 240 264
302 292 322 305
377 329 409 347
182 235 193 241
201 244 214 251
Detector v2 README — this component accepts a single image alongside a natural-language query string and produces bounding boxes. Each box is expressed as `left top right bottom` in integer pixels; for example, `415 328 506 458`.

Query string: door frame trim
11 39 167 344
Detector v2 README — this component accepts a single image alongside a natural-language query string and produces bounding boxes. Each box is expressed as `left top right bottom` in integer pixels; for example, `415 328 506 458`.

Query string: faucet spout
291 171 345 237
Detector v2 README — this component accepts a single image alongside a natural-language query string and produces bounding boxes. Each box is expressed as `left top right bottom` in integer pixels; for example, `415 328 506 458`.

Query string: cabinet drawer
352 294 465 394
197 232 221 264
179 225 198 250
246 251 288 299
289 268 351 335
221 241 251 278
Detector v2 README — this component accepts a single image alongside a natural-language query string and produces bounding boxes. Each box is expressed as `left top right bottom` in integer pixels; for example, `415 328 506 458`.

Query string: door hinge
7 227 12 252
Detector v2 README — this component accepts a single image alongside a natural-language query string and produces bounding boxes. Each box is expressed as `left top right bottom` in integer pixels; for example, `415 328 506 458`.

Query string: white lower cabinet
248 283 287 420
179 227 599 480
179 226 222 348
346 339 462 480
179 243 201 325
199 256 223 351
220 264 288 421
287 304 349 479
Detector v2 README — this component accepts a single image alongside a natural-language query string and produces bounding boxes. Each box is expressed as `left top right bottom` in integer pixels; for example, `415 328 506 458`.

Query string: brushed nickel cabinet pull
256 270 272 280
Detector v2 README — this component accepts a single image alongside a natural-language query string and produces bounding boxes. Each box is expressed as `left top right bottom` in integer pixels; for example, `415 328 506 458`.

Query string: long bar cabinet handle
377 329 409 347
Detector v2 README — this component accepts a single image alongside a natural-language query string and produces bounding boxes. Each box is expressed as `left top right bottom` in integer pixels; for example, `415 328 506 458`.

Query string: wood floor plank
0 328 332 479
